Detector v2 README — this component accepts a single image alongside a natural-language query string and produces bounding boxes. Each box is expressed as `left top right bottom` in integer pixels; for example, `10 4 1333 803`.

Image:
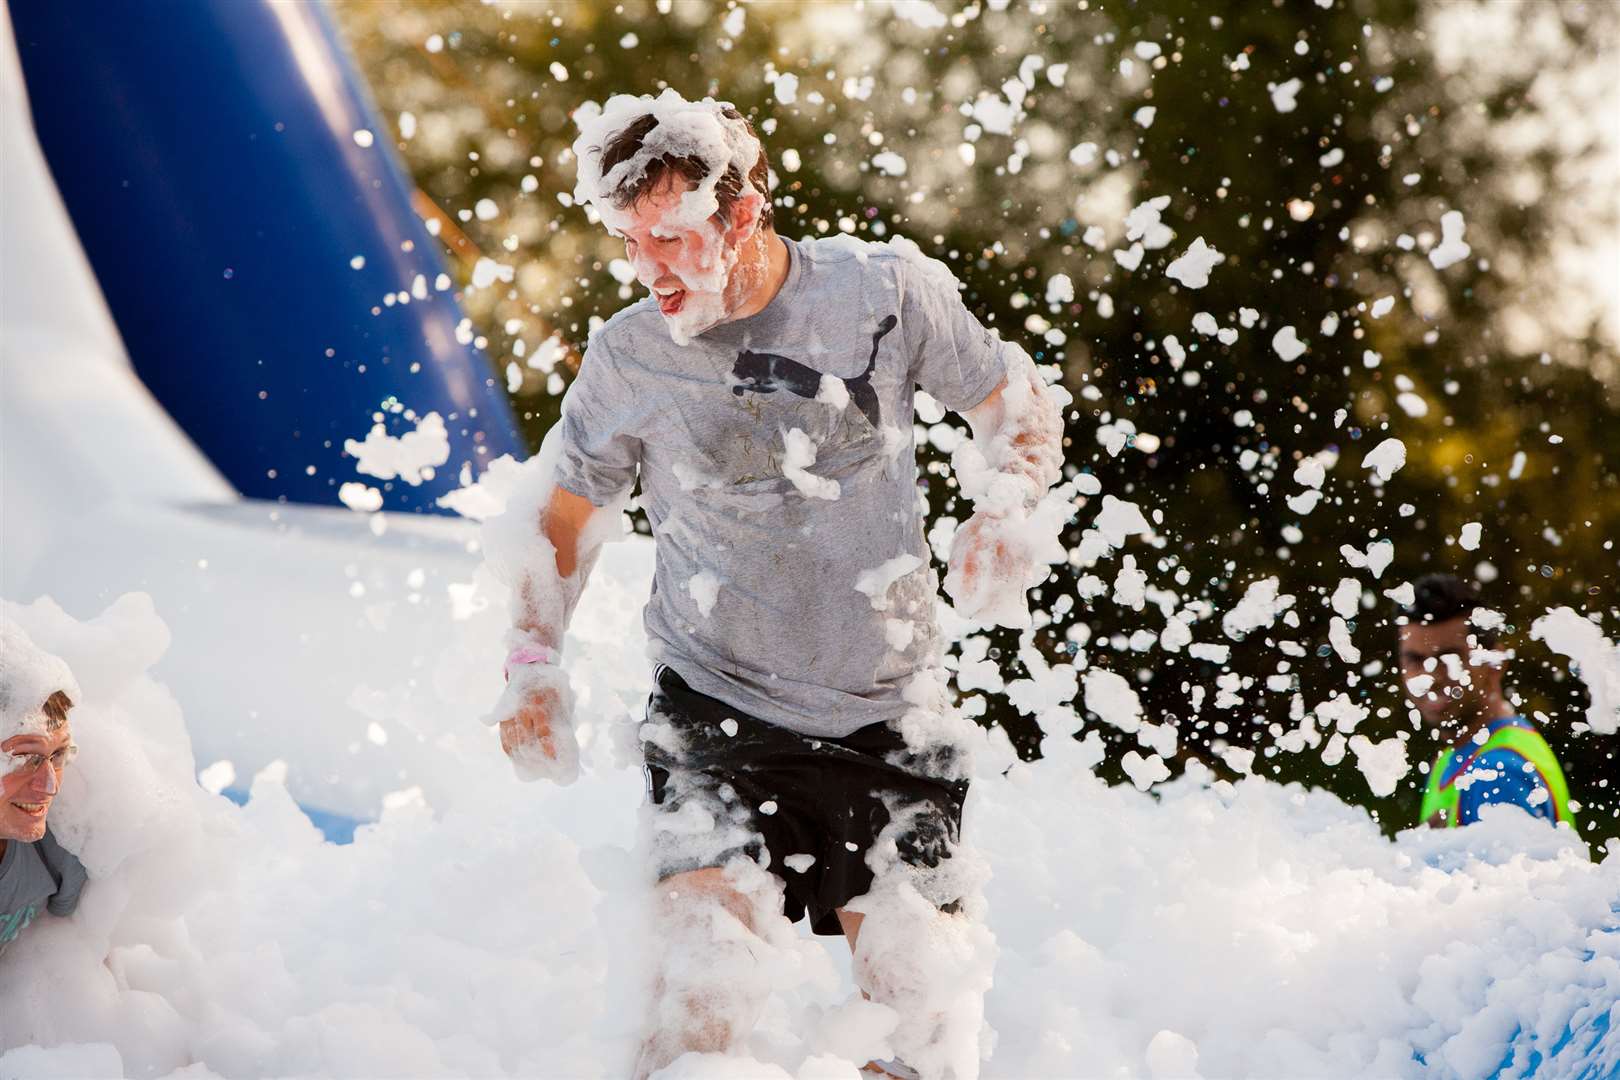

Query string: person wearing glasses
0 623 88 958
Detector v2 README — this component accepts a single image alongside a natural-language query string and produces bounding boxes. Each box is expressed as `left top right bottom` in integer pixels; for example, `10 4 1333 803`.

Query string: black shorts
642 664 968 936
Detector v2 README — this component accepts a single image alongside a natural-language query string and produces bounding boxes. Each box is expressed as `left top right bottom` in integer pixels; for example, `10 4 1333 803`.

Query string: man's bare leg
836 871 994 1080
840 909 919 1080
837 907 865 953
633 866 771 1080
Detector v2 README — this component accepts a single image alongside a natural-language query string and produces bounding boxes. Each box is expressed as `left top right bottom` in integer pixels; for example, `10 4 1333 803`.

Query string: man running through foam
483 90 1070 1079
1397 574 1580 836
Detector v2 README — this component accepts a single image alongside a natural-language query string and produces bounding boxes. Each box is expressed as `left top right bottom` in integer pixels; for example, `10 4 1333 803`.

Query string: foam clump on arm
470 426 631 784
880 239 1073 629
952 345 1068 515
945 359 1074 629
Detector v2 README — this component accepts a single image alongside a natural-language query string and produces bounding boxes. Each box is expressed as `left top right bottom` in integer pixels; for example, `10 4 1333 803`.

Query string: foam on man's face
609 175 748 345
571 90 767 345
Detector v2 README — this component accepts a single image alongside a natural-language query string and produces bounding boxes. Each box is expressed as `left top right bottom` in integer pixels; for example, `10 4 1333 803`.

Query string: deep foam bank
1 586 1615 1079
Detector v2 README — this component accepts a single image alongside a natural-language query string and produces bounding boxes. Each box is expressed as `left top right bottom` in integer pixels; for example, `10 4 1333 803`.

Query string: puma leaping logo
730 314 898 428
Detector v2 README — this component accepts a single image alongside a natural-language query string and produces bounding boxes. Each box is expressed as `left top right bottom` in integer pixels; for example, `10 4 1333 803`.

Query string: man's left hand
944 511 1044 628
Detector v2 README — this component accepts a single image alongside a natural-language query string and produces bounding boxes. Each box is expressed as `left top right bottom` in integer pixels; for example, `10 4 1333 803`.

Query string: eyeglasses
8 744 77 776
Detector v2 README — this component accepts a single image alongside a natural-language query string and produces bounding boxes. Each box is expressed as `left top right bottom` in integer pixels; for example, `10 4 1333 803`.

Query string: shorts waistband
653 662 689 695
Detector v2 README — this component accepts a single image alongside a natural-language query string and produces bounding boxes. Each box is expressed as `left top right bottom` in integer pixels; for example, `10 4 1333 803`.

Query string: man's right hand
499 683 564 764
487 668 579 784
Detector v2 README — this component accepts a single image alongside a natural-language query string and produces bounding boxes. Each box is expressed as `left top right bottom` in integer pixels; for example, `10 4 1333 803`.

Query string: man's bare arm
945 349 1071 627
510 485 602 650
497 484 610 783
962 378 1008 436
959 369 1066 511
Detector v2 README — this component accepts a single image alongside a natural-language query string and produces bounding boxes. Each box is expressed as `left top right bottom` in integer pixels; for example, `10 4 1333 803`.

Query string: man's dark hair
41 690 72 732
1399 572 1497 647
597 107 774 231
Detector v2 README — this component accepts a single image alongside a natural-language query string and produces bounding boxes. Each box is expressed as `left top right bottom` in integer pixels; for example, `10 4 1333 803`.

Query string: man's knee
655 865 757 932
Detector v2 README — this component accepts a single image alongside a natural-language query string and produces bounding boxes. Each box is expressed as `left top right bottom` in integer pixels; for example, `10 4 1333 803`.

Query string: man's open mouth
10 801 47 817
655 287 686 316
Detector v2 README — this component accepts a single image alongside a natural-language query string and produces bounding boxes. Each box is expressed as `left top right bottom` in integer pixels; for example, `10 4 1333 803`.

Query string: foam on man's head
571 89 765 236
0 619 79 748
570 90 773 345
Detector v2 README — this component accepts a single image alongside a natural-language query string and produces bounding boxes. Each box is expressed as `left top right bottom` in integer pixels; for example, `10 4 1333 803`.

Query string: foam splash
2 592 1615 1079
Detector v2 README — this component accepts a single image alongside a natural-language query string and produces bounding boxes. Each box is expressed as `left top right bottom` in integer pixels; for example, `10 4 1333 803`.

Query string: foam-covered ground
3 576 1615 1080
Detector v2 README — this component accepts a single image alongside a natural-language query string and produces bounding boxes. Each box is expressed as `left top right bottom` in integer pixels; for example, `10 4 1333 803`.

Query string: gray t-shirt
556 235 1007 737
0 829 87 958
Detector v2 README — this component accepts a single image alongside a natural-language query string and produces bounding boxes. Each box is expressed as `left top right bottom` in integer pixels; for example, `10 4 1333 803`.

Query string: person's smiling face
606 169 769 345
616 175 729 321
0 726 74 842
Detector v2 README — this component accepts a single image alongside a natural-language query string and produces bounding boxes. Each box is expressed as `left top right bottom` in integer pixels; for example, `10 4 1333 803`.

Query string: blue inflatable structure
9 0 522 511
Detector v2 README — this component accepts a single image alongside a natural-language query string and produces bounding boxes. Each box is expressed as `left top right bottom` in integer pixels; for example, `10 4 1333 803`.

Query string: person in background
1396 573 1580 836
0 621 88 957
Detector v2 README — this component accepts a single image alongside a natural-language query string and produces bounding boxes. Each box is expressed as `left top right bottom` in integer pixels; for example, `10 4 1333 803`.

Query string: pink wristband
505 643 562 681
